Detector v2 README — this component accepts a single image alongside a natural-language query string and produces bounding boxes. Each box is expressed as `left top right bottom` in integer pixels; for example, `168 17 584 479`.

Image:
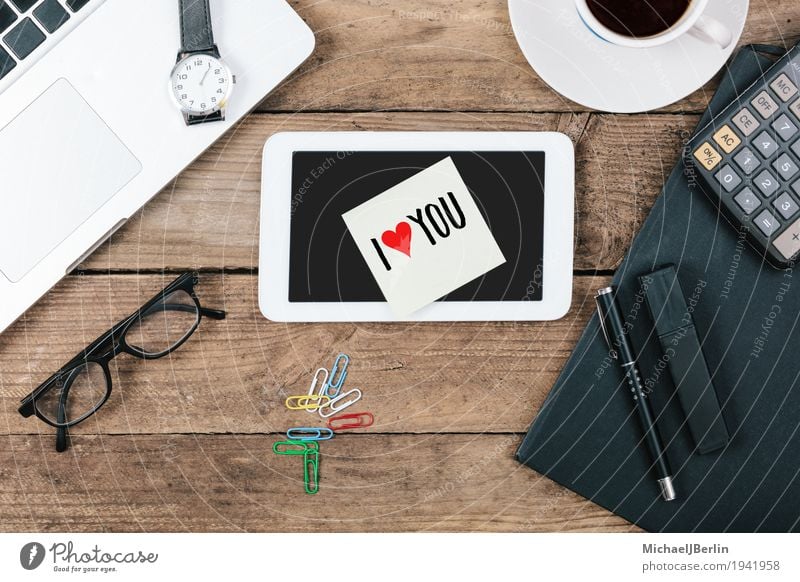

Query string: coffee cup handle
689 14 733 49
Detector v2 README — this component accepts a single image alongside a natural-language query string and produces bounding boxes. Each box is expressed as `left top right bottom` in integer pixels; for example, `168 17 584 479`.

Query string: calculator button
733 147 760 175
771 73 800 102
792 138 800 160
771 114 799 141
754 209 781 237
793 179 800 196
693 141 722 171
734 187 761 215
714 164 741 192
755 169 780 197
791 98 800 120
773 153 800 180
751 91 780 119
753 131 779 158
772 192 799 219
773 217 800 259
732 107 760 136
712 124 741 153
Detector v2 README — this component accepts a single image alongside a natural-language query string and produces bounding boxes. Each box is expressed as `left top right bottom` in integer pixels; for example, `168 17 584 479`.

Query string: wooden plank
83 112 696 272
0 434 634 532
0 274 609 436
256 0 800 113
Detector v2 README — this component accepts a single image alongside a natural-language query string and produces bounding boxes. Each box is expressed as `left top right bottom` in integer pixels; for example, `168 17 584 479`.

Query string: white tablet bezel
259 132 574 322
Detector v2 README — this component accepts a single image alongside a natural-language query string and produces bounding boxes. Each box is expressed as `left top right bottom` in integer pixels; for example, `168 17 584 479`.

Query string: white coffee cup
574 0 733 49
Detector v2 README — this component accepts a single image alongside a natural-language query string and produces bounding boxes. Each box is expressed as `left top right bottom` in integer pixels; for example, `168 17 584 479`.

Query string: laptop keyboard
0 0 90 82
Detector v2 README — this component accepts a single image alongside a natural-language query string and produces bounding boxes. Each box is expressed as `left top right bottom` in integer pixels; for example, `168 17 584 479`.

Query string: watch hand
200 62 212 86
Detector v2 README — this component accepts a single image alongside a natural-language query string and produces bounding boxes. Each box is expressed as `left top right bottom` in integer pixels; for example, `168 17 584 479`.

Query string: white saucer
508 0 749 113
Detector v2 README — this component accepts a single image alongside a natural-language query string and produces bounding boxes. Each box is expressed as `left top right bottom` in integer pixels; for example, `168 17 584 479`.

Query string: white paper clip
306 367 329 414
318 388 362 418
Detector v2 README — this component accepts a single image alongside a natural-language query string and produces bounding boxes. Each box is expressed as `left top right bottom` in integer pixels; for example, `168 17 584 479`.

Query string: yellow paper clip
285 394 330 410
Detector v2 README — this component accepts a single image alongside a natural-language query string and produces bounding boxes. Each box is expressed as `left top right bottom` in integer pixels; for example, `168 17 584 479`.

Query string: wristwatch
169 0 234 126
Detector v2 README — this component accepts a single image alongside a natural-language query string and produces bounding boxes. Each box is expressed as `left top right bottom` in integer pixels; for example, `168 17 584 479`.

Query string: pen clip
596 305 618 360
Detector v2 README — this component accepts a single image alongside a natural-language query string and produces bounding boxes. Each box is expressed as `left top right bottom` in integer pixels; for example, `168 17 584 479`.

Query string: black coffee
587 0 692 38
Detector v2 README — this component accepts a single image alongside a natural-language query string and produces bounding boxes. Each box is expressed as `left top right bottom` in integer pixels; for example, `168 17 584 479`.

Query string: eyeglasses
18 272 226 452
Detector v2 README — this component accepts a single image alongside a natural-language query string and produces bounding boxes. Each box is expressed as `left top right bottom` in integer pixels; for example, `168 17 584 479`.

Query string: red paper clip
327 412 374 432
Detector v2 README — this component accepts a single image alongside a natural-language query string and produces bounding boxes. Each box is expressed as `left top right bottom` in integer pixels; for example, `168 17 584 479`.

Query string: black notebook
516 45 800 532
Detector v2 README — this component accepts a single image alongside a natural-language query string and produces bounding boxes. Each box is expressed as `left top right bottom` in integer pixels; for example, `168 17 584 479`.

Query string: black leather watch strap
186 110 224 125
179 0 216 55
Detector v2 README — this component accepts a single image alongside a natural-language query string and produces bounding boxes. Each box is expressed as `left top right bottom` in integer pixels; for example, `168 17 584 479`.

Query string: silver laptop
0 0 314 333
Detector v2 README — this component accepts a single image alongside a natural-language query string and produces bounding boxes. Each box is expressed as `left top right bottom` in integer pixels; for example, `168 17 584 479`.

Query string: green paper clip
273 439 319 455
304 448 319 495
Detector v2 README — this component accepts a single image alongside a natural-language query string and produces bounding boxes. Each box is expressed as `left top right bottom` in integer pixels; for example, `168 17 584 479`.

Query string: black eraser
639 265 730 455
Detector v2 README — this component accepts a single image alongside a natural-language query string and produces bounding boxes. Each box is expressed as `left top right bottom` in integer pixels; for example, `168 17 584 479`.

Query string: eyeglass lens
35 361 109 426
125 289 200 356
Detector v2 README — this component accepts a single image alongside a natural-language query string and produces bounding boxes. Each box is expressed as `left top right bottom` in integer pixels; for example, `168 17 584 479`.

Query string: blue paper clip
325 353 350 398
287 427 335 441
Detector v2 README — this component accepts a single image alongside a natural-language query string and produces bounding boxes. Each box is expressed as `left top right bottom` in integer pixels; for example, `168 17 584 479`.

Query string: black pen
595 286 677 502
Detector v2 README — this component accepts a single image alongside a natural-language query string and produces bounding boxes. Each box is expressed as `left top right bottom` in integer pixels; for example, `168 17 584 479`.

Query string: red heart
381 221 412 257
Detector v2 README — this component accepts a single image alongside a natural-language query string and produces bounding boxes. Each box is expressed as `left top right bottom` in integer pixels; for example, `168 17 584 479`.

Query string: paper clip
285 394 330 410
272 439 319 455
318 388 362 418
306 368 329 415
325 353 350 398
304 448 319 495
286 427 335 441
327 412 374 432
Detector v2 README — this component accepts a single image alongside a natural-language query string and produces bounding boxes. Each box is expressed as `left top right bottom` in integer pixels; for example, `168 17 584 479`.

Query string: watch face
170 54 232 115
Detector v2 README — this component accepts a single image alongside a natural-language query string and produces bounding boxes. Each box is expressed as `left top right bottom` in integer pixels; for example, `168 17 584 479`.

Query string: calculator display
288 151 546 302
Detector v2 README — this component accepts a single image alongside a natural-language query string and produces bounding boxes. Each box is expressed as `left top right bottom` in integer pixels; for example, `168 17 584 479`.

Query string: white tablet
259 132 574 322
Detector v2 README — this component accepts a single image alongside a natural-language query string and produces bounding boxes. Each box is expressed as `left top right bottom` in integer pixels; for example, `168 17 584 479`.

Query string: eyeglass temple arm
61 317 134 368
55 380 71 453
141 302 226 320
201 307 226 319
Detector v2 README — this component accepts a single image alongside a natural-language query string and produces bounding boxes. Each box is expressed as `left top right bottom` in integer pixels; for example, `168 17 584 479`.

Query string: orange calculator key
712 125 741 154
693 142 723 170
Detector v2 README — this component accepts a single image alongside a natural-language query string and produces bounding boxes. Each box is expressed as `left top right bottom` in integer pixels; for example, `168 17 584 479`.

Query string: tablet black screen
288 151 545 302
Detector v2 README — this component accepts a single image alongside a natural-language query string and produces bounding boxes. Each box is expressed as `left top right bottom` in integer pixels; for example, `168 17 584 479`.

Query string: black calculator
688 45 800 269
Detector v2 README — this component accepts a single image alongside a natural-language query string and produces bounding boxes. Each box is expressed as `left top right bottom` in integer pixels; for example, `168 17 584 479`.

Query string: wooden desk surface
1 1 796 533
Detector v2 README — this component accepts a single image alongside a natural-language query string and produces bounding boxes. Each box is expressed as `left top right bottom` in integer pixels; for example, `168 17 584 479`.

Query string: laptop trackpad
0 79 141 283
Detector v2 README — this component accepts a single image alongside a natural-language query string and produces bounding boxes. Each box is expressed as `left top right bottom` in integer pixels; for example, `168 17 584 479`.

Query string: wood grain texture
0 274 608 436
0 434 633 532
6 0 791 535
256 0 800 113
83 112 695 272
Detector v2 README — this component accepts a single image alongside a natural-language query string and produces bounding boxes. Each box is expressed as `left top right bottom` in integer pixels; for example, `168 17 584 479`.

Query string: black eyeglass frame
18 272 225 448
